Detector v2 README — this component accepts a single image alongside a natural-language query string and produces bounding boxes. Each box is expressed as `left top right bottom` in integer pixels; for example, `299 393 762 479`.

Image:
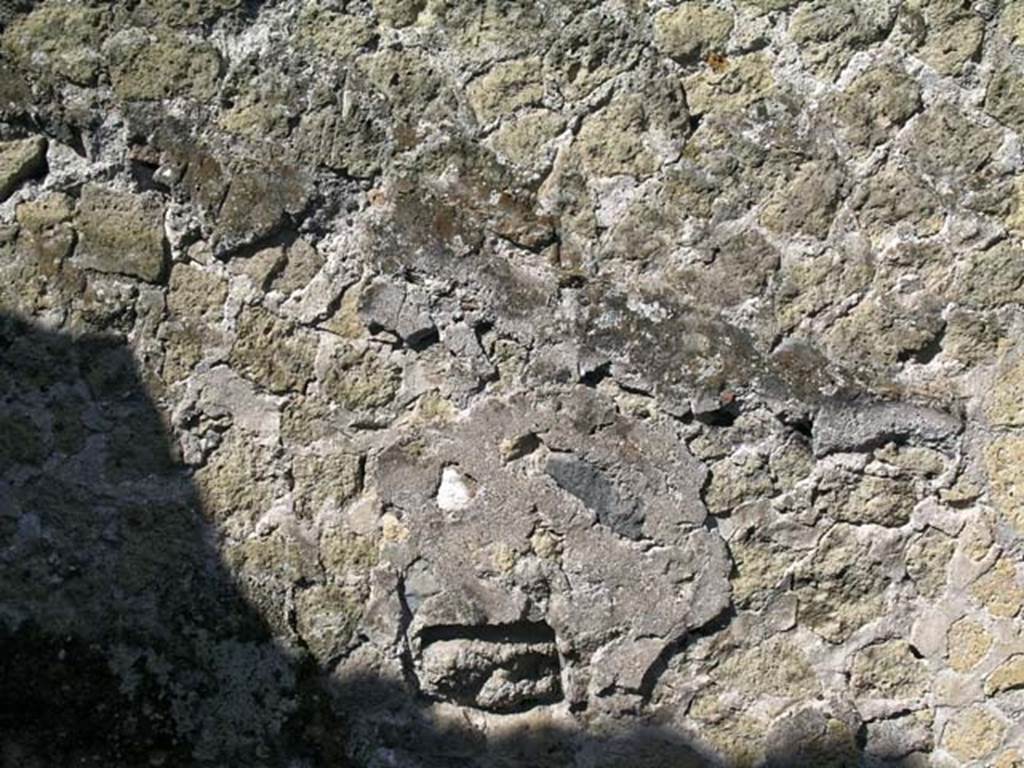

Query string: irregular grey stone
213 166 310 257
369 394 729 714
545 452 643 540
358 277 436 347
812 399 961 457
417 624 562 712
864 714 934 760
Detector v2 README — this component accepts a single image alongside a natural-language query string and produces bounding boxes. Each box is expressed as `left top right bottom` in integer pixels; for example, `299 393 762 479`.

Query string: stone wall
1 0 1023 765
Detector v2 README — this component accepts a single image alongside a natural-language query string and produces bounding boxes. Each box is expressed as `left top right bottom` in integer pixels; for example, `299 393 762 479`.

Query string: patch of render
2 0 1024 765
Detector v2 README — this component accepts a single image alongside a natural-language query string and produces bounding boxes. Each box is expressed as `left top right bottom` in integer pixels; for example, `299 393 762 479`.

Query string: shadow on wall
0 312 915 768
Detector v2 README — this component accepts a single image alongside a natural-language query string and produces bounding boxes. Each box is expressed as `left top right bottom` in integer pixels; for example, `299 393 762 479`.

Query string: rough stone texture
986 655 1024 696
2 0 1024 766
73 183 167 282
0 136 46 202
654 4 734 62
943 706 1008 763
946 618 993 674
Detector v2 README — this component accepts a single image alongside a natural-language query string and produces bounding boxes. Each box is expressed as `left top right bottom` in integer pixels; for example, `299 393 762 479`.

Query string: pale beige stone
995 748 1024 768
906 529 954 599
943 706 1006 762
575 95 658 177
985 356 1024 427
971 557 1024 618
294 5 376 59
488 109 565 173
730 534 792 608
795 524 889 642
985 654 1024 695
530 529 561 559
687 693 766 767
1000 1 1024 47
468 57 544 124
851 640 928 699
380 513 409 543
961 514 996 561
653 4 734 61
195 429 279 533
912 0 986 75
167 263 227 320
986 434 1024 534
292 449 363 518
716 634 820 698
490 542 517 573
946 617 992 673
108 29 221 101
372 0 423 27
1006 176 1024 234
684 51 775 116
229 305 317 394
706 450 773 515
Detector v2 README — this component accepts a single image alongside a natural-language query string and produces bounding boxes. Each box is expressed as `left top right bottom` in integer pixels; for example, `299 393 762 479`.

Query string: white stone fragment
436 466 475 511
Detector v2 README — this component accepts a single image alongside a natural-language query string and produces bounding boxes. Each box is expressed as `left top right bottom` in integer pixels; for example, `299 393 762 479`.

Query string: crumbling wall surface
1 0 1023 765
